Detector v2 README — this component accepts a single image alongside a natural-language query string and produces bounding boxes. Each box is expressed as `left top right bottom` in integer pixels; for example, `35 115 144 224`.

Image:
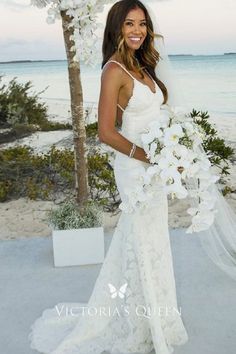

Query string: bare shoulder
101 61 126 88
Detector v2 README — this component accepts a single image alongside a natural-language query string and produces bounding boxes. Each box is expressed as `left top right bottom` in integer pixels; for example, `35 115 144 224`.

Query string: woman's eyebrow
125 18 146 22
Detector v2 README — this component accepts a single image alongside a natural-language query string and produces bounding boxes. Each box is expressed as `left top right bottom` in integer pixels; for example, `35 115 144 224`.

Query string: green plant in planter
47 200 104 230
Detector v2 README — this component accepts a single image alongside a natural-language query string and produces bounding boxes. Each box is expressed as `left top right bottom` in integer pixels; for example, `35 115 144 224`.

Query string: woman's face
122 7 147 53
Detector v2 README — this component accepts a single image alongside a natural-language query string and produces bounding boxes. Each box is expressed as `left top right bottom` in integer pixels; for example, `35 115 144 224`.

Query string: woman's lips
128 37 142 44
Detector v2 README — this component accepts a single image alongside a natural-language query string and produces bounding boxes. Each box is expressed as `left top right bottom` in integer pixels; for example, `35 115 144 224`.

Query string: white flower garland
31 0 113 65
119 105 220 234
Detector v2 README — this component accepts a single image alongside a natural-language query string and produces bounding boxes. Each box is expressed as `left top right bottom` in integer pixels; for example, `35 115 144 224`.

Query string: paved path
0 228 236 354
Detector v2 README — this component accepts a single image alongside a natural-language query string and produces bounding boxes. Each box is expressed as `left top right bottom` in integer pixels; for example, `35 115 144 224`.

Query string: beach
0 56 235 239
0 118 235 240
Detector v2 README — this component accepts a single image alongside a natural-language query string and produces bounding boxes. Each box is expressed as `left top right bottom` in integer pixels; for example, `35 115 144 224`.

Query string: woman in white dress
29 1 189 353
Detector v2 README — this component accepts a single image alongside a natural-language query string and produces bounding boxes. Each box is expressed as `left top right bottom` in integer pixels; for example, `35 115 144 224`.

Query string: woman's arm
98 63 150 164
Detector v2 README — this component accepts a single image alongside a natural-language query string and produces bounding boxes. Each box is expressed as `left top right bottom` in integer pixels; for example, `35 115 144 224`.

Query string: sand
0 103 235 240
0 191 235 240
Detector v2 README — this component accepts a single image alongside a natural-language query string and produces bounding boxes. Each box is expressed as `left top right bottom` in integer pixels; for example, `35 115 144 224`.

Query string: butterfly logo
108 283 128 299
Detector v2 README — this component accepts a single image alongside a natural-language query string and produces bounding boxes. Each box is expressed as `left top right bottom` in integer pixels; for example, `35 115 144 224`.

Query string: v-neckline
133 77 157 94
130 69 156 94
118 79 161 115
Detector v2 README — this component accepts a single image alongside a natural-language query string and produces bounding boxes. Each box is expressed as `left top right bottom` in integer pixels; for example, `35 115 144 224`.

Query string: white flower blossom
31 0 110 64
141 121 162 145
186 209 217 233
122 105 220 233
163 124 184 146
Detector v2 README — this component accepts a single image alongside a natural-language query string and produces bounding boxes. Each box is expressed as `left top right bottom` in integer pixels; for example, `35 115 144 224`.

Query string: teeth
129 37 141 41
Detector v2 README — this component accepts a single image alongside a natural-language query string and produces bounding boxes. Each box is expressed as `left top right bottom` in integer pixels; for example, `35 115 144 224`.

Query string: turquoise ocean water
0 55 236 121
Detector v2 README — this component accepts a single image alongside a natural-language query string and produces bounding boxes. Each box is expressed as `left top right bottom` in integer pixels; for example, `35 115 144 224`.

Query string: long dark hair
102 0 168 103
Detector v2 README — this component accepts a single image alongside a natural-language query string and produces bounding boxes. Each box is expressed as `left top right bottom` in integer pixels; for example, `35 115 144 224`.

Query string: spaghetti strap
103 60 136 80
117 103 125 112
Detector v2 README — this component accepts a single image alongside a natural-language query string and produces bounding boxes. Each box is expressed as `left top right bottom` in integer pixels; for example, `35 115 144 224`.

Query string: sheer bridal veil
144 1 236 281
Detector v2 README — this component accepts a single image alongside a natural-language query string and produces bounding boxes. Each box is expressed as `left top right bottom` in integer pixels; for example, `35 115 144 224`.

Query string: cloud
0 38 30 49
0 0 29 11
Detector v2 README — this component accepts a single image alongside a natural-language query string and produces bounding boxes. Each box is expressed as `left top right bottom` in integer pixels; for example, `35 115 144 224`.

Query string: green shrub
40 121 72 131
190 109 234 176
0 145 120 210
0 76 72 138
86 121 98 138
0 108 234 209
0 145 74 201
88 148 119 211
0 76 48 128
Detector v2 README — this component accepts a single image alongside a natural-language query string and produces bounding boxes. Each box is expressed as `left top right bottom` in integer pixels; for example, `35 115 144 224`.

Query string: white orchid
165 105 187 123
141 121 163 145
172 144 189 158
159 166 182 186
163 124 184 146
183 161 201 178
158 154 180 171
147 142 158 164
186 209 217 233
31 0 109 64
198 157 211 171
183 121 195 136
146 163 161 178
121 105 220 233
165 183 188 199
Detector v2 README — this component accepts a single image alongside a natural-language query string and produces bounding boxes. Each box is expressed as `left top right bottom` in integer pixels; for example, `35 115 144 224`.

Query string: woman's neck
112 51 140 69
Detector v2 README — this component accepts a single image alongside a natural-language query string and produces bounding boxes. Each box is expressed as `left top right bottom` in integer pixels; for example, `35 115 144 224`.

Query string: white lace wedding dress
29 60 189 354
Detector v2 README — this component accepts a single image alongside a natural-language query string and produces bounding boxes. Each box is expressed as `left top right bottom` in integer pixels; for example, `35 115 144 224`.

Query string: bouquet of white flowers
119 105 220 234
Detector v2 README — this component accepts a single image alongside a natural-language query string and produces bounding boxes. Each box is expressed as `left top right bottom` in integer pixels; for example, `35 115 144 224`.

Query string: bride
29 0 236 353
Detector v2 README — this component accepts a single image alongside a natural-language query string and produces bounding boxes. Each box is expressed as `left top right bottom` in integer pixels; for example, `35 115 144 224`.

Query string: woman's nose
133 24 141 33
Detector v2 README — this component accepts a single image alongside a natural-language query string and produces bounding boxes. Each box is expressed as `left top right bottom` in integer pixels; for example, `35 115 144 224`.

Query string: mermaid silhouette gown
29 60 189 354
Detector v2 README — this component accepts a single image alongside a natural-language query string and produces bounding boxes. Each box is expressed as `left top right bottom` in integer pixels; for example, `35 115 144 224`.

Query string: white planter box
52 227 105 267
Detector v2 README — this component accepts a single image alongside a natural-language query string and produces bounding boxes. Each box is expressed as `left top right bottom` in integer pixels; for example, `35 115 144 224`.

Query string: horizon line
1 53 236 64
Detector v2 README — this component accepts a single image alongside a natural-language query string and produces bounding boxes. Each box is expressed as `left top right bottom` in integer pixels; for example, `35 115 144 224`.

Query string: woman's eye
124 21 146 27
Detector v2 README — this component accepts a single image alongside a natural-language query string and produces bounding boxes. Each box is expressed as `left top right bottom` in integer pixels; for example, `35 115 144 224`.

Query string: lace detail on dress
29 205 188 354
29 60 188 354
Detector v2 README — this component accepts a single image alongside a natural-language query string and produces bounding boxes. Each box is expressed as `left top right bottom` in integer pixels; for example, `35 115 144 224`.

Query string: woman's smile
128 36 142 43
122 7 147 52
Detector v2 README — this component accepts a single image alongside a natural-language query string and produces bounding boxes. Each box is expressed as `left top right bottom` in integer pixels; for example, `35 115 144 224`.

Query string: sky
0 0 235 61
